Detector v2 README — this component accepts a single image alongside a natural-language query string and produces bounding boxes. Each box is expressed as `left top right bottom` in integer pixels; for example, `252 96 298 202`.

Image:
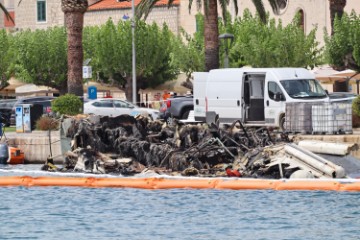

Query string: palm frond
136 0 160 20
195 0 201 12
267 0 280 14
251 0 266 23
232 0 238 16
218 0 229 23
136 0 178 20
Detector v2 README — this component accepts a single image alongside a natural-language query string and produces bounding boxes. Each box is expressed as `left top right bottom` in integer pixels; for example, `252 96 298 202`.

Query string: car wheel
181 110 190 120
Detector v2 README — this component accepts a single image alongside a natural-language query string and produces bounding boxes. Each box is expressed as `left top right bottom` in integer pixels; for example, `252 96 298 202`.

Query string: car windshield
280 79 327 99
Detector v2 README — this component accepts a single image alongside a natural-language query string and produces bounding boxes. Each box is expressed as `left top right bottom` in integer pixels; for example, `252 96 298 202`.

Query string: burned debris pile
44 114 349 179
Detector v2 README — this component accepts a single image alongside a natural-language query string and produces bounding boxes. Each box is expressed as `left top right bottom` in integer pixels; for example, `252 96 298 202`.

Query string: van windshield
280 79 327 99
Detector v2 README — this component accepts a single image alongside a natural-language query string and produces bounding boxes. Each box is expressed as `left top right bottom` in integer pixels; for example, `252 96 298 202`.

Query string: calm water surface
0 165 359 240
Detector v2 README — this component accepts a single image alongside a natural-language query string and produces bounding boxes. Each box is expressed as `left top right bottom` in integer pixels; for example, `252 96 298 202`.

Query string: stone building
12 0 181 33
0 0 15 29
85 0 180 33
229 0 360 47
5 0 360 46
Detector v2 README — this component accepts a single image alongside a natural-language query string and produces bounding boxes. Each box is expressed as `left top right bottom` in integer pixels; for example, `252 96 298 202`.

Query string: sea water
0 165 359 240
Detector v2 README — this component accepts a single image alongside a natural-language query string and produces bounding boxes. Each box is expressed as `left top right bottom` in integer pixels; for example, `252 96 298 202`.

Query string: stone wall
14 0 180 34
179 0 200 36
85 6 180 34
15 0 64 30
0 0 4 29
2 131 63 164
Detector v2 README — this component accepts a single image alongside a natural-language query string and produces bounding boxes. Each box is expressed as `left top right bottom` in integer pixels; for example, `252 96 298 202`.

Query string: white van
194 68 330 129
193 72 208 122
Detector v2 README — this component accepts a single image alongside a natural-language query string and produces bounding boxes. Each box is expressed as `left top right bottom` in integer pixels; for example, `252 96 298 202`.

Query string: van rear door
193 72 208 122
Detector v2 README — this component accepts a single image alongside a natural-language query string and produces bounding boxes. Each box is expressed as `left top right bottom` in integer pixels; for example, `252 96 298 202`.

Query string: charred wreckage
42 114 357 179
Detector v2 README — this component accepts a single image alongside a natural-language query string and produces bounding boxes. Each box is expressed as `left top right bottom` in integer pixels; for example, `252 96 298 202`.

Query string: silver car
84 98 159 120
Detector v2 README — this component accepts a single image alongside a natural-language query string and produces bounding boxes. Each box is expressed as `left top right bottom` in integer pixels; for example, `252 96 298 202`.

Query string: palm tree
1 1 89 96
329 0 347 35
137 0 280 71
61 0 88 97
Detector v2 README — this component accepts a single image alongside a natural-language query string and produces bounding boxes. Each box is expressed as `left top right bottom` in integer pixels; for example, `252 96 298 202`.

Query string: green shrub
35 116 59 130
51 94 82 115
352 96 360 117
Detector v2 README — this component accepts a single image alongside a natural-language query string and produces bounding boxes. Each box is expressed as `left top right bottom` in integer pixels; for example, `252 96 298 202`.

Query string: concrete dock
1 129 360 164
0 130 64 164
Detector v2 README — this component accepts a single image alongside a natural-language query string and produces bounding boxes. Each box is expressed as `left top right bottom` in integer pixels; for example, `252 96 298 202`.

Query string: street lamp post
131 0 136 104
219 33 234 68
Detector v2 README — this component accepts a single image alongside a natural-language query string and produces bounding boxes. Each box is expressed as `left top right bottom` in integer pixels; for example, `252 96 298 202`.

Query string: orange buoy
8 147 25 164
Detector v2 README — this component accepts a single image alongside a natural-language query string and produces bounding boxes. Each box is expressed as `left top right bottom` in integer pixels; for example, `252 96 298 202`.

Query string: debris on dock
42 114 352 179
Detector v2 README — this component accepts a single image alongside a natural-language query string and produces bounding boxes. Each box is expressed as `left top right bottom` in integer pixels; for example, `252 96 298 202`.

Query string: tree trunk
329 0 346 35
204 0 220 71
125 76 133 102
61 0 88 97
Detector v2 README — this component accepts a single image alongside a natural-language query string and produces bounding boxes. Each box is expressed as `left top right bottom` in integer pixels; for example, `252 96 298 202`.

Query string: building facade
230 0 360 47
3 0 360 40
12 0 180 33
0 0 6 29
85 0 180 33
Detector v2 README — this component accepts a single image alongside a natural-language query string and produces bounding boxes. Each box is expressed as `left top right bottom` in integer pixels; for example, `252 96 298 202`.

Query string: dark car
10 96 56 126
0 99 17 127
160 95 194 121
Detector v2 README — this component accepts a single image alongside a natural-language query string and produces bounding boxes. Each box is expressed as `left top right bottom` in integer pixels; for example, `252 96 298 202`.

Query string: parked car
160 95 194 121
10 96 57 126
0 99 17 127
84 98 160 120
328 92 357 102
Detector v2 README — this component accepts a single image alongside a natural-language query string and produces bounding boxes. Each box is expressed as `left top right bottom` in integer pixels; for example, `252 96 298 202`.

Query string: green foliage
352 96 360 117
51 94 82 115
10 27 68 92
83 19 179 89
225 9 321 68
324 11 360 71
171 14 205 80
35 116 59 130
0 29 13 84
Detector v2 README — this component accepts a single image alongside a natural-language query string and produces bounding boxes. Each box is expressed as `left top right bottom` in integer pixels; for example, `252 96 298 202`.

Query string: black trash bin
0 143 9 164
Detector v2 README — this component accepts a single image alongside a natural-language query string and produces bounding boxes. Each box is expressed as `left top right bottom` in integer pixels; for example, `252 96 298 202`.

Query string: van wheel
280 116 286 132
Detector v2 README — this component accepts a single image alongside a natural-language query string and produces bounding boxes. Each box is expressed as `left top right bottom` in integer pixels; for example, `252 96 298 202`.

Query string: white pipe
298 140 357 156
284 144 345 178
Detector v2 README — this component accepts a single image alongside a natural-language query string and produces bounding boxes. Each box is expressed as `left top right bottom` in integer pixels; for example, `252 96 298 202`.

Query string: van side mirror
274 92 284 101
